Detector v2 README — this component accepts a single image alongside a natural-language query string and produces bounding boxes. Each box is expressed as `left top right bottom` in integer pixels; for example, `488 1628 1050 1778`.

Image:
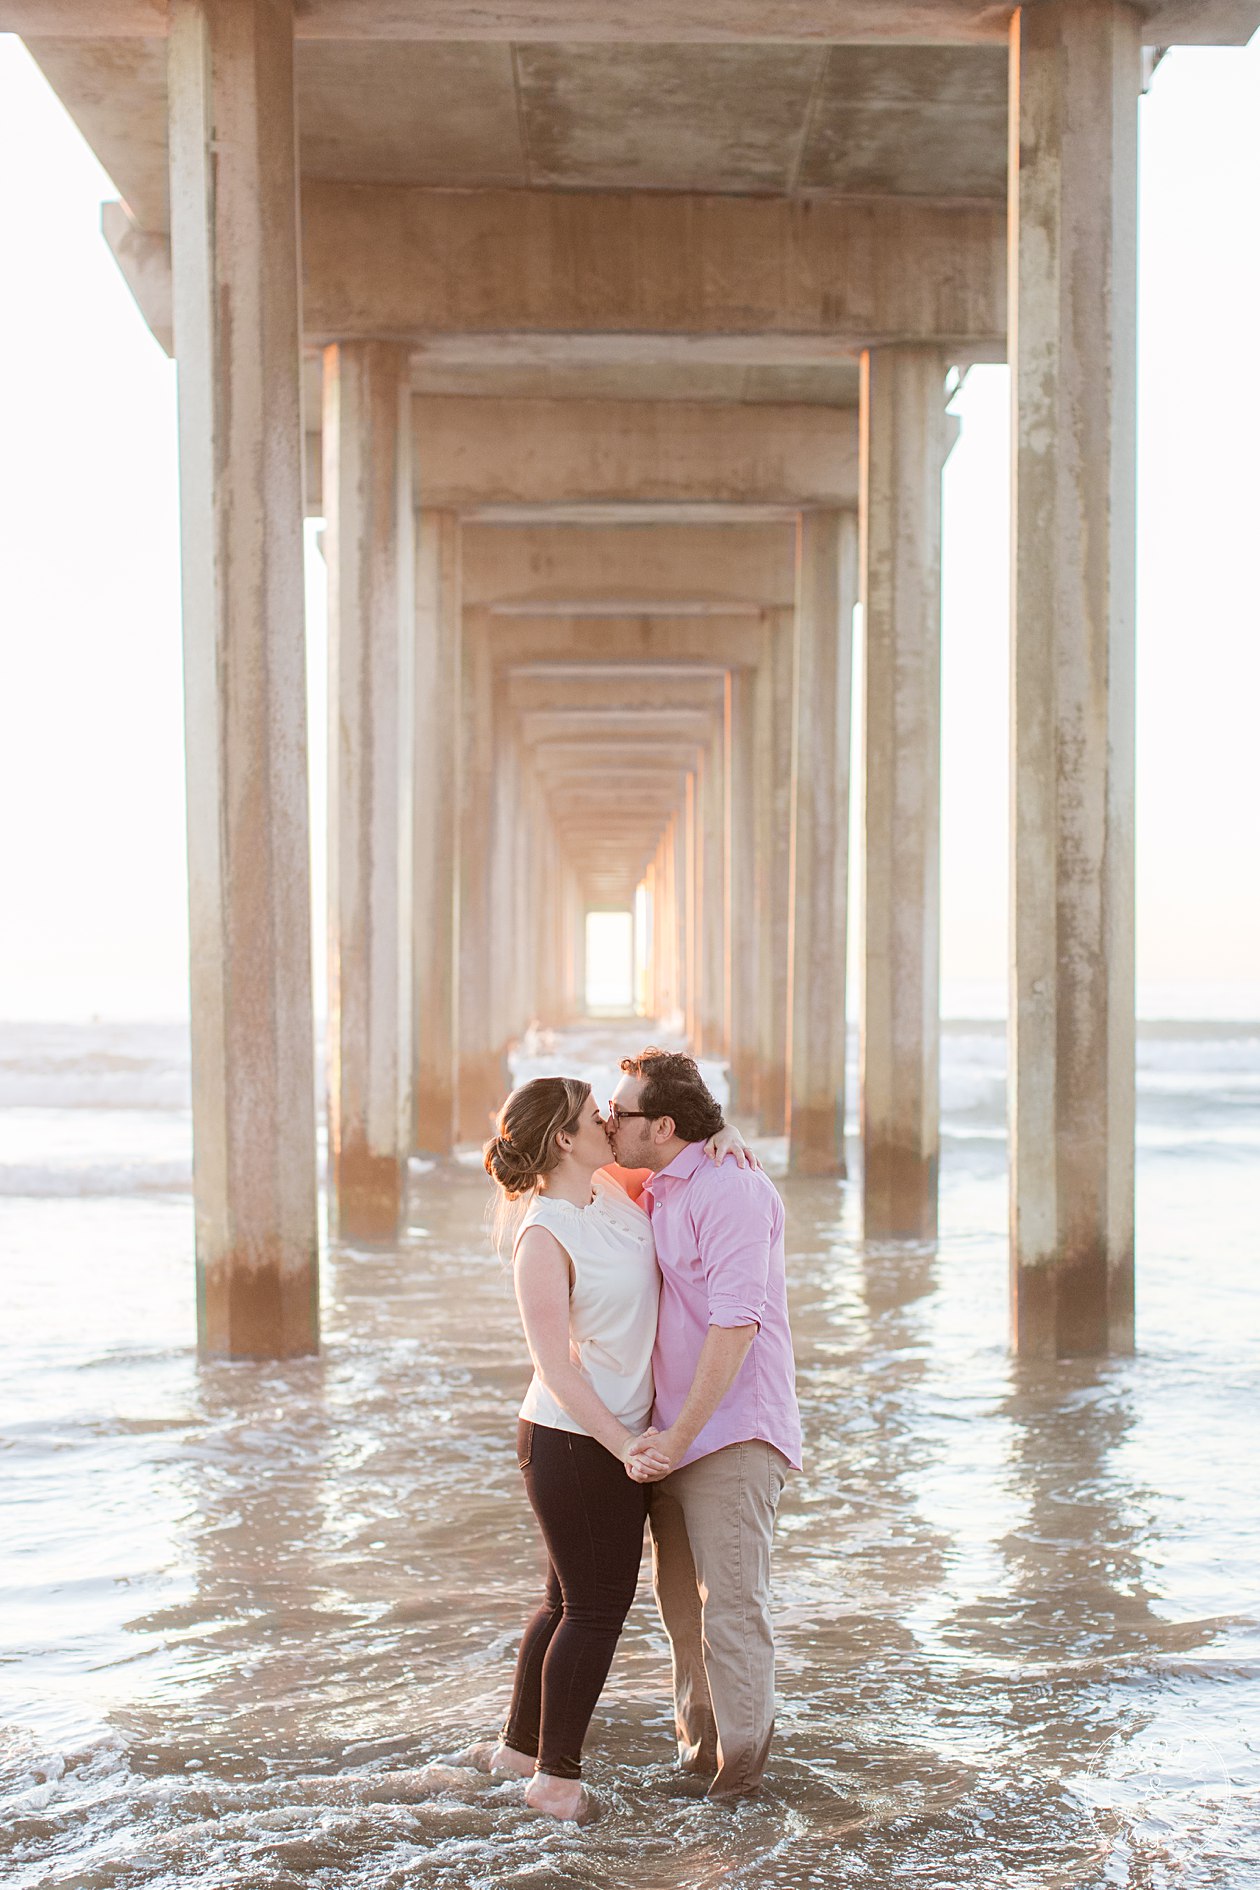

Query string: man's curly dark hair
618 1047 725 1143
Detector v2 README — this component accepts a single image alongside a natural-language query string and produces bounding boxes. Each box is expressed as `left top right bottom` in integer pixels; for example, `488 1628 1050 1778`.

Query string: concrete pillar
662 820 679 1024
756 611 794 1135
652 831 666 1022
727 671 760 1118
861 346 949 1237
644 859 659 1019
488 729 519 1053
697 732 727 1057
324 339 414 1240
682 770 700 1048
457 607 502 1140
168 0 318 1356
1009 0 1139 1355
413 509 460 1154
788 509 857 1175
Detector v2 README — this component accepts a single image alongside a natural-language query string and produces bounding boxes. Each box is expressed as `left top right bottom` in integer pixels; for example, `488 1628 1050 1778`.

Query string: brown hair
484 1075 592 1201
618 1048 724 1143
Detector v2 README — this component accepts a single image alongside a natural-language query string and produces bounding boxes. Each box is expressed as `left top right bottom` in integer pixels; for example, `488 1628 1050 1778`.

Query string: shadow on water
3 1118 1260 1886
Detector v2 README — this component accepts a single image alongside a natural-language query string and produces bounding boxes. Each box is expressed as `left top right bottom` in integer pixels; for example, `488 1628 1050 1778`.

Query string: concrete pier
412 510 461 1156
860 347 948 1240
167 0 318 1356
324 339 415 1240
788 510 857 1176
26 1 1255 1357
1008 0 1140 1355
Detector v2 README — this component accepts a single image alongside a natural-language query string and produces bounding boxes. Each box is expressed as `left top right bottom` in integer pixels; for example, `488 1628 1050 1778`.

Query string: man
608 1048 802 1799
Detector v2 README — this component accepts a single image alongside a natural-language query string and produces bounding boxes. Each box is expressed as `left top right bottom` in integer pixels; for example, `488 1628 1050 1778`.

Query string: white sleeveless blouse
515 1169 659 1436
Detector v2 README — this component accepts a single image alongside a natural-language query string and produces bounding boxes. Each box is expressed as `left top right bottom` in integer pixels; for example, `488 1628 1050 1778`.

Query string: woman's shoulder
513 1200 575 1261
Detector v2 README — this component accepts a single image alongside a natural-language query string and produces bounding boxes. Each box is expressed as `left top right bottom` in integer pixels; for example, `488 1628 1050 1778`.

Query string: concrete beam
480 617 772 668
507 671 727 713
303 183 1005 356
12 2 1259 44
517 708 718 741
100 184 1003 355
409 397 858 510
102 200 172 353
461 522 796 610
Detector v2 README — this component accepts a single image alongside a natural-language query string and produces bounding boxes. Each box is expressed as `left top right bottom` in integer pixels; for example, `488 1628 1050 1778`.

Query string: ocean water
1 1013 1258 1889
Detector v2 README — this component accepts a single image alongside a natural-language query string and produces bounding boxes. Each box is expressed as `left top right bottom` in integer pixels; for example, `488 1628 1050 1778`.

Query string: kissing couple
471 1047 801 1823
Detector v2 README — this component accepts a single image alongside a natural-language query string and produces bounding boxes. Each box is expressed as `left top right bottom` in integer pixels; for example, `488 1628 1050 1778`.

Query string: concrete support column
529 775 554 1026
168 0 317 1355
727 671 760 1118
1009 0 1139 1355
413 509 460 1154
643 859 659 1020
457 608 502 1141
756 611 795 1135
861 346 949 1237
488 731 520 1054
697 733 727 1057
665 816 682 1026
573 883 588 1017
788 509 857 1175
324 339 414 1240
656 824 672 1024
682 770 700 1048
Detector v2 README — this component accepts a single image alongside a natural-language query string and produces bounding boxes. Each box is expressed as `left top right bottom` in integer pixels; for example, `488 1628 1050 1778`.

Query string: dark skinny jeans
502 1418 648 1780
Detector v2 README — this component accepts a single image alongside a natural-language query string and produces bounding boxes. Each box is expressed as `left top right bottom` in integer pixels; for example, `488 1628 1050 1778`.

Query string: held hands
704 1123 761 1171
622 1425 680 1483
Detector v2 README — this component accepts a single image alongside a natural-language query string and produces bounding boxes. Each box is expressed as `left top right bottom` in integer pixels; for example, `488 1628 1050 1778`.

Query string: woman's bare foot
460 1740 535 1778
525 1772 597 1823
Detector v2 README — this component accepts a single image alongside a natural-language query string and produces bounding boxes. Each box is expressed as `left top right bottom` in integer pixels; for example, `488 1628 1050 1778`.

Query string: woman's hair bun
484 1130 539 1199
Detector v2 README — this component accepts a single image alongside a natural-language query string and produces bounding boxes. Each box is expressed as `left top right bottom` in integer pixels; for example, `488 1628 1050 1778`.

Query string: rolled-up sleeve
691 1169 773 1329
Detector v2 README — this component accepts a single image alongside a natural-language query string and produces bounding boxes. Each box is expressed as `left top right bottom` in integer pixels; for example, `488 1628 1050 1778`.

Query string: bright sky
0 34 1257 1022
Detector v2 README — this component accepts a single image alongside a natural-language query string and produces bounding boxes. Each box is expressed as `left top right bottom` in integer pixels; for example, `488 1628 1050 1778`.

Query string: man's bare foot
525 1772 597 1823
459 1740 535 1778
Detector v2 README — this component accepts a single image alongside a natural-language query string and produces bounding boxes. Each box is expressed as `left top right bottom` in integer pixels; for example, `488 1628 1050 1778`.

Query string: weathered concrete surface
412 511 461 1156
788 510 857 1176
324 340 415 1241
695 731 727 1059
167 0 317 1357
726 674 760 1115
456 610 506 1142
756 612 794 1136
1009 0 1138 1358
860 347 948 1240
16 3 1256 44
461 523 796 612
84 184 1005 358
407 398 860 511
300 185 1005 357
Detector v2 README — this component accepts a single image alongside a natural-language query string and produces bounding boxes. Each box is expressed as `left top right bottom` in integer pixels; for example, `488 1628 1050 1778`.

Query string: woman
476 1075 749 1824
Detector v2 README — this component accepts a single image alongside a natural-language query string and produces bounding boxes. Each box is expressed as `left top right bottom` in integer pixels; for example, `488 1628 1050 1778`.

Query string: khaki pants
648 1439 789 1798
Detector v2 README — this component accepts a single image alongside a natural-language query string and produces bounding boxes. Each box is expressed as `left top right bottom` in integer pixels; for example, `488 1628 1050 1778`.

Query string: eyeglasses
607 1103 649 1127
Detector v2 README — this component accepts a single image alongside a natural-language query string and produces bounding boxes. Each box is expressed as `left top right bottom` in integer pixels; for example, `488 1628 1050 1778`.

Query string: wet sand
2 1019 1259 1887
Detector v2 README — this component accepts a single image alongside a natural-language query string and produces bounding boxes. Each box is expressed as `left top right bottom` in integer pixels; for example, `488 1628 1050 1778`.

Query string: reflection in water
2 1020 1259 1887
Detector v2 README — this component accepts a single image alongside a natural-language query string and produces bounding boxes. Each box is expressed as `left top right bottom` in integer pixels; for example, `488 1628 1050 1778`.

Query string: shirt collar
659 1140 707 1181
642 1140 707 1212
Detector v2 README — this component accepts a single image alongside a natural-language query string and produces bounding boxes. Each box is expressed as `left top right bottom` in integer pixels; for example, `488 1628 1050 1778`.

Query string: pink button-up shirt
641 1142 802 1471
